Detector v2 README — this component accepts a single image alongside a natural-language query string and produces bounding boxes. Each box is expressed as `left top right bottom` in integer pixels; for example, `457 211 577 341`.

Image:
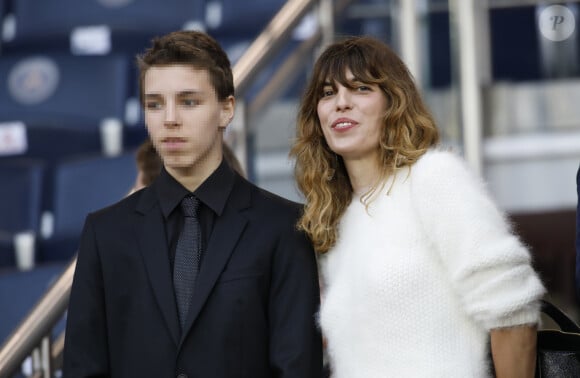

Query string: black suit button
176 374 187 378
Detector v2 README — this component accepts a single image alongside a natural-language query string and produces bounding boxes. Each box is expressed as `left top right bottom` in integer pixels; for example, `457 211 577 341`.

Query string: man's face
143 65 234 180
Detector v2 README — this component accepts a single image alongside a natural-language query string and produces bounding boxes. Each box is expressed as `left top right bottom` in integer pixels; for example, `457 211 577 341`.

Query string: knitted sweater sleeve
410 150 546 330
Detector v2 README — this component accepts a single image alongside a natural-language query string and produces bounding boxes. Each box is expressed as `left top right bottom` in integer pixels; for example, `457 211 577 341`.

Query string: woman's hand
491 325 537 378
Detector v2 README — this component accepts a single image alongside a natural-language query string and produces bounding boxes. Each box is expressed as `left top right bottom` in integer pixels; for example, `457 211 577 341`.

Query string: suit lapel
133 186 180 346
179 176 251 346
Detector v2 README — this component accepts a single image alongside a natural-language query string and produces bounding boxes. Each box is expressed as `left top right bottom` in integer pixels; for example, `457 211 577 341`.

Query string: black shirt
155 160 236 270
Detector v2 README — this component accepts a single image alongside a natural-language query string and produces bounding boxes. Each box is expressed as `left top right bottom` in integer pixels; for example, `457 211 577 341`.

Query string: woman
291 36 545 377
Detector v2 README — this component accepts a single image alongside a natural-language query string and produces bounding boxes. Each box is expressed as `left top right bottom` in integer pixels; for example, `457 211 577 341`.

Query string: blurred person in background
129 138 163 193
63 30 322 378
291 35 545 378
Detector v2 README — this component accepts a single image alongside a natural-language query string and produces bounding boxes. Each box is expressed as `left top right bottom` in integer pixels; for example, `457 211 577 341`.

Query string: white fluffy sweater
319 149 546 378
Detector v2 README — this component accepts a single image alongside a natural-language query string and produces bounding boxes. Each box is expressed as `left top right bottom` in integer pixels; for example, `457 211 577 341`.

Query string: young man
63 30 323 378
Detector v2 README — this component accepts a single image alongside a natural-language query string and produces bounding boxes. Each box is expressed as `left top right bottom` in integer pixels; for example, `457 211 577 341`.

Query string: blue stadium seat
0 237 13 271
4 0 205 54
206 0 286 39
0 53 136 259
0 159 44 234
38 151 137 262
0 159 45 268
0 126 101 163
0 53 131 129
0 125 105 223
0 262 67 345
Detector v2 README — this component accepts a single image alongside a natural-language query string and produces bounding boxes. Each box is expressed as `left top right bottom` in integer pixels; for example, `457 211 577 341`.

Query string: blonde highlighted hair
291 36 440 253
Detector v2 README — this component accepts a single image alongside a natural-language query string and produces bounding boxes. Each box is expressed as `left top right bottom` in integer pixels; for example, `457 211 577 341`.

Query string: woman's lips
331 118 358 131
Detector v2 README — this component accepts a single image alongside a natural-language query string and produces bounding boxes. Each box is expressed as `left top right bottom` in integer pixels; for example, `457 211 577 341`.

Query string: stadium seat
206 0 287 42
0 158 44 234
0 53 131 129
4 0 205 55
206 0 286 39
0 262 67 344
0 158 45 268
0 125 101 163
38 151 137 262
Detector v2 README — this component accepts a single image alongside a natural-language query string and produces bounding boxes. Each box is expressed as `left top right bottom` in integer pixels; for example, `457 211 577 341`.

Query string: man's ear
219 95 235 128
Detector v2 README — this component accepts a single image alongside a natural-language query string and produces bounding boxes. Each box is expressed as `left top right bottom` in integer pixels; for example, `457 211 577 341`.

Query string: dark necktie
173 195 201 331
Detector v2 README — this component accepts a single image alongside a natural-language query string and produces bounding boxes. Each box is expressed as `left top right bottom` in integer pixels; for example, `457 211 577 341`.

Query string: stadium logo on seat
97 0 134 8
8 57 60 105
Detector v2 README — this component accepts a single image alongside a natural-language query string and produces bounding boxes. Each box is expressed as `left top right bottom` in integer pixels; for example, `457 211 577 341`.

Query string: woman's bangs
314 44 382 96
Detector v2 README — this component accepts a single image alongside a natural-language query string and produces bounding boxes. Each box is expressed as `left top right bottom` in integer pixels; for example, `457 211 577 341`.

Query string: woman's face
316 69 387 163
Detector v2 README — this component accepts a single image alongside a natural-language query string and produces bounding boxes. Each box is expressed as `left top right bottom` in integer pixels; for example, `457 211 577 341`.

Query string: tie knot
180 195 200 217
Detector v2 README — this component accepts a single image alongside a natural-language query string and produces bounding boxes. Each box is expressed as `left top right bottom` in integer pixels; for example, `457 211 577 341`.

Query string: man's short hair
137 30 234 104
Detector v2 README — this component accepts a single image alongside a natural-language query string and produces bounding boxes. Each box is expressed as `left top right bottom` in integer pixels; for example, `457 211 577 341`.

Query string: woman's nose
335 88 352 111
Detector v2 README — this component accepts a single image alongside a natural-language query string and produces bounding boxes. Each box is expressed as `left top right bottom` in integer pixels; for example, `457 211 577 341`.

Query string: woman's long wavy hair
291 36 440 254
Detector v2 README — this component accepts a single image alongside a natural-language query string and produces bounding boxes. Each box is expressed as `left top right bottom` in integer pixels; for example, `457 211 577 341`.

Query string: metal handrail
0 0 327 376
248 0 356 121
233 0 318 96
0 258 75 376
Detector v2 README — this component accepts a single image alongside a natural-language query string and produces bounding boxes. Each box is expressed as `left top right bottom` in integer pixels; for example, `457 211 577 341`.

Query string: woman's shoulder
413 147 471 176
416 147 464 167
410 147 480 192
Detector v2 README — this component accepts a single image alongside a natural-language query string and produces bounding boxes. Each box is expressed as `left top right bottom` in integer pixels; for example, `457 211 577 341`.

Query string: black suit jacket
63 172 323 378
